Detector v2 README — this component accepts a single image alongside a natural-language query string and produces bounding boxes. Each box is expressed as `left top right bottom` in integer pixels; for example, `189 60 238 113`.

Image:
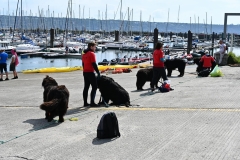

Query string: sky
1 0 240 25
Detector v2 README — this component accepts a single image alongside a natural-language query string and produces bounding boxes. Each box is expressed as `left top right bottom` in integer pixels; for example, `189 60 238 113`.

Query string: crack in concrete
0 156 34 160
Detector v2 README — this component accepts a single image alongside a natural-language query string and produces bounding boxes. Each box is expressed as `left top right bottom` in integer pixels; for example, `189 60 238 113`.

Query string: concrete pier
1 65 240 159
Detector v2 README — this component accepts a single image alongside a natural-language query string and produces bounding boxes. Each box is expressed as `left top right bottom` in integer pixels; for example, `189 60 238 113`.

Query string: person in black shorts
0 49 9 81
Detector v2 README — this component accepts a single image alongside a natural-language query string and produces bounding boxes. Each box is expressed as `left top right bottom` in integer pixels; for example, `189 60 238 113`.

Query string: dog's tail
40 99 60 111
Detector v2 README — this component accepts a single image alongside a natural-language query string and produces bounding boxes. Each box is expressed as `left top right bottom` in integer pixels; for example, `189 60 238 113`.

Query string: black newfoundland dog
97 75 130 107
164 59 186 77
40 75 69 122
136 59 186 90
136 67 157 90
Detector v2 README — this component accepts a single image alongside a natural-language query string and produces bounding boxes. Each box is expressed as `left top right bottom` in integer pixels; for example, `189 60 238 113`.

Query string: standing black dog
97 75 130 107
40 75 69 122
164 59 186 77
136 59 186 90
136 67 158 90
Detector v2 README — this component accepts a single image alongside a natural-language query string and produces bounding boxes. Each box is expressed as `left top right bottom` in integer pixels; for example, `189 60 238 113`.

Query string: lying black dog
164 59 186 77
40 75 69 122
97 75 130 107
136 67 158 90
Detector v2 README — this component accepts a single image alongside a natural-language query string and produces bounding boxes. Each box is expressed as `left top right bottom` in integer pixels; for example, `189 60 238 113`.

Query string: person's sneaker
5 78 9 81
90 103 99 107
12 76 18 79
170 87 174 91
0 79 3 81
83 103 90 107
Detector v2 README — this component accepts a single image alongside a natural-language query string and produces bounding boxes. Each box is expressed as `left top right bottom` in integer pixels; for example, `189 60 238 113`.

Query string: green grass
227 52 240 64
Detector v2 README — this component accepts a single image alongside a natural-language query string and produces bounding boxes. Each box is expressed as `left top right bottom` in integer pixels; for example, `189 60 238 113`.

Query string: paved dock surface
1 65 240 160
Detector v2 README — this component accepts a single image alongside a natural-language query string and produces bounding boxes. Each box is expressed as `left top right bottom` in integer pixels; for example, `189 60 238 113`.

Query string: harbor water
6 46 240 72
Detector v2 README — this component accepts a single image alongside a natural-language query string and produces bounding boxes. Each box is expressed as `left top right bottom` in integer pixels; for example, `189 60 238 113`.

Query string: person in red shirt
151 42 168 92
82 42 100 107
199 50 215 70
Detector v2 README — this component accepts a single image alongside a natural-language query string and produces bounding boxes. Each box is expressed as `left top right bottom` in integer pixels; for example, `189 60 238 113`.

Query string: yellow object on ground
69 117 79 121
138 64 153 68
98 65 138 71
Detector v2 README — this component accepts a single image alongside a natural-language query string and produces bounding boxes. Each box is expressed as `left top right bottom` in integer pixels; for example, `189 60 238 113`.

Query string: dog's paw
58 117 64 122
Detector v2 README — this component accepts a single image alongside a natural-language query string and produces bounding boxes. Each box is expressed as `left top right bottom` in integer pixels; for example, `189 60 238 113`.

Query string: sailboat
11 0 41 53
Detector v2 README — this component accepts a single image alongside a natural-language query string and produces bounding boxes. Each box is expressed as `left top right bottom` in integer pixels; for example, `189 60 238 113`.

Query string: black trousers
83 72 97 104
151 67 168 88
0 63 7 73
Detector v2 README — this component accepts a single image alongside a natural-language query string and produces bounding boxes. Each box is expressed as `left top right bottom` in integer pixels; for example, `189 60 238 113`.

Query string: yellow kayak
139 64 153 68
23 66 82 73
98 65 138 71
22 69 40 73
112 65 138 69
38 67 57 73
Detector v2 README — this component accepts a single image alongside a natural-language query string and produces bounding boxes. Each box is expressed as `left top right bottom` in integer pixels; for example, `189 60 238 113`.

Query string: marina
1 0 240 159
5 46 240 72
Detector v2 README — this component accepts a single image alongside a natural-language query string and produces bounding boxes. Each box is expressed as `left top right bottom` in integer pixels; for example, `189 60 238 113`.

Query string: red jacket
153 49 164 67
200 55 215 68
82 51 96 72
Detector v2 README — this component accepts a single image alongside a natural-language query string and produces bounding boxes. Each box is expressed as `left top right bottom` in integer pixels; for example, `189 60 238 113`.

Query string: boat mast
105 4 108 34
198 16 199 34
165 8 169 37
206 12 208 35
89 8 90 33
79 5 81 34
120 0 122 35
127 7 129 36
21 0 23 42
211 16 212 34
177 5 180 36
131 8 133 36
8 0 10 30
83 6 85 32
194 15 196 34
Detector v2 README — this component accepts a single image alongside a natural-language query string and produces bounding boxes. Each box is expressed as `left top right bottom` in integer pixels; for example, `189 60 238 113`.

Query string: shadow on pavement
23 118 61 131
92 137 118 145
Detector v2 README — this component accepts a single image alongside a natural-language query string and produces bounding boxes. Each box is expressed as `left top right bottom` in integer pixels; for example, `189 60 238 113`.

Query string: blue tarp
134 36 141 41
21 35 35 45
76 38 85 43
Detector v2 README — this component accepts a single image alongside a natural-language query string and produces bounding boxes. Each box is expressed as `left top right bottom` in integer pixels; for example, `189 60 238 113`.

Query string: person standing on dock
65 45 69 54
10 48 19 79
151 42 168 92
82 42 100 107
0 49 9 81
214 40 226 65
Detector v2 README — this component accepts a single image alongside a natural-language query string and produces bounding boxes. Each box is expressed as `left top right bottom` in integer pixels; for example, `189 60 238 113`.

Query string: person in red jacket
82 42 100 107
151 42 168 92
199 50 215 70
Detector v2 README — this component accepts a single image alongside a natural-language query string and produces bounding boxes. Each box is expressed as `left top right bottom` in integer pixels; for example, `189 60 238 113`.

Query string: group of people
0 49 19 81
151 39 228 91
200 40 228 70
81 40 228 106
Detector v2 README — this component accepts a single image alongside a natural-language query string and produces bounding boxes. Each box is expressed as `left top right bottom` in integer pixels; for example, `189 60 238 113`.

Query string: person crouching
199 50 216 71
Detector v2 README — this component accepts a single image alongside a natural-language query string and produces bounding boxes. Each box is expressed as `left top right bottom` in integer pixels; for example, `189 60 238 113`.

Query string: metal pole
211 32 214 56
